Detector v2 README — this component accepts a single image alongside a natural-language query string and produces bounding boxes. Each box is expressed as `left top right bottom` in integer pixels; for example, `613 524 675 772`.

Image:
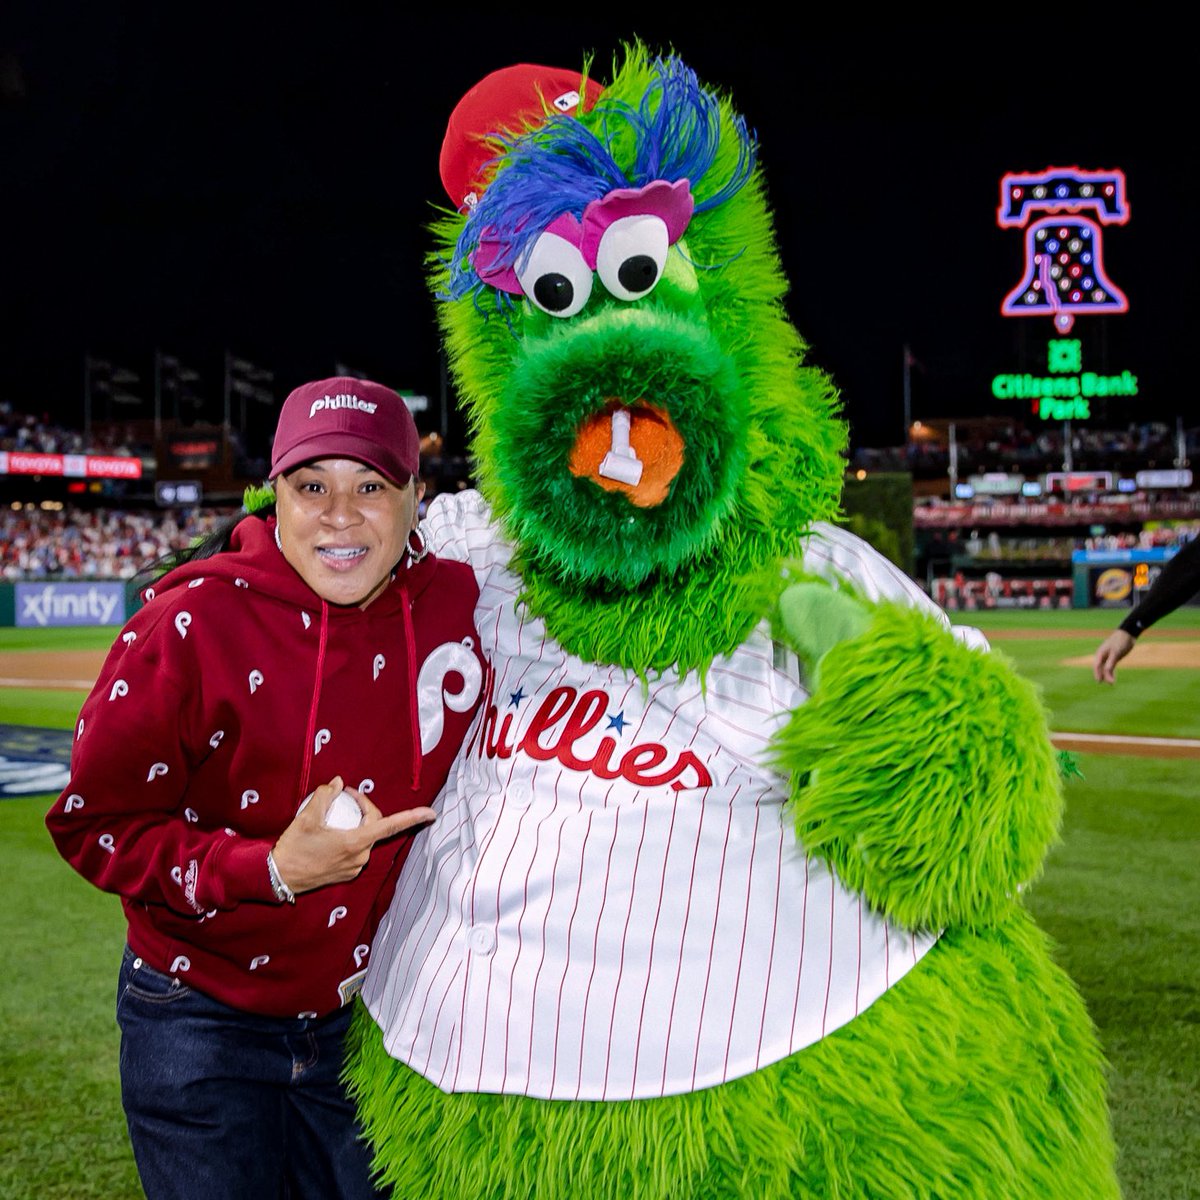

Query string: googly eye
595 214 670 301
516 231 593 317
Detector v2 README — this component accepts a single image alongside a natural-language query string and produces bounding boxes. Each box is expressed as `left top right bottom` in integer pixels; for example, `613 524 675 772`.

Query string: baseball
323 788 364 830
298 787 364 829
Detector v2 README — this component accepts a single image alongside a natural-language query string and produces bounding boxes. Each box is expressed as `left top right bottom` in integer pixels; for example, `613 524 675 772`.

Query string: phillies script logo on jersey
468 666 712 791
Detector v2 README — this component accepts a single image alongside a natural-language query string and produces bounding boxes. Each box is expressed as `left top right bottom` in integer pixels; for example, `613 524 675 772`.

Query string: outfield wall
1070 545 1200 610
5 556 1196 627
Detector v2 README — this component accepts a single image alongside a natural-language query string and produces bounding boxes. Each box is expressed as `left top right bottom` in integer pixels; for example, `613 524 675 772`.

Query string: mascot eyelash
443 55 757 306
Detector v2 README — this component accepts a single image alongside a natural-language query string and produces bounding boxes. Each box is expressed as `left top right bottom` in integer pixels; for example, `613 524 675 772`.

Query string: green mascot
348 43 1121 1199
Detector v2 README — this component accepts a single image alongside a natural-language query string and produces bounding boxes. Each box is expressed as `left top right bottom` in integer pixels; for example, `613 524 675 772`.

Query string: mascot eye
516 231 593 318
595 214 670 301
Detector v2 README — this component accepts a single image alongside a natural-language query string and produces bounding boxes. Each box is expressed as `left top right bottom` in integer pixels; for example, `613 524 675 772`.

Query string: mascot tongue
567 402 684 507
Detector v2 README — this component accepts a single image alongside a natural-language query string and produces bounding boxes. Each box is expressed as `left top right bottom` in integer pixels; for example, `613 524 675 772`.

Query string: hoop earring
274 525 283 552
404 525 428 567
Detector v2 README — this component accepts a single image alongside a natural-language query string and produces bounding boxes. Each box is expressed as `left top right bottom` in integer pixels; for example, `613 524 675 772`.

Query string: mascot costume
348 44 1121 1199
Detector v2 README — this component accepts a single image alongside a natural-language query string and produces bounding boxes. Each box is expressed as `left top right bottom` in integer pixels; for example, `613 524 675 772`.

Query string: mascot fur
347 44 1121 1199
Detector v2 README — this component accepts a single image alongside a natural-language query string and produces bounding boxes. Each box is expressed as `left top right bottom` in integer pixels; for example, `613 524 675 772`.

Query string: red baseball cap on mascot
439 63 605 211
270 376 420 486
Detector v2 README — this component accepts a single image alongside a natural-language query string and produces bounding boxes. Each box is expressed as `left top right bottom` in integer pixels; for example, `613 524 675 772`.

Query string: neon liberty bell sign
998 166 1129 334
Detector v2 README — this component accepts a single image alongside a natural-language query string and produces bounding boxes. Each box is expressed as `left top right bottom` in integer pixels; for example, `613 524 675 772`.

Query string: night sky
2 9 1194 455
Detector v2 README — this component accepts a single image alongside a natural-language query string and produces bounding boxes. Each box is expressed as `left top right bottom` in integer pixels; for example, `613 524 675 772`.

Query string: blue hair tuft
445 55 757 303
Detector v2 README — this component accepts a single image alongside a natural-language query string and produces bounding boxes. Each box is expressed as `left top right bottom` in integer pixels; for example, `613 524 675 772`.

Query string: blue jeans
116 946 387 1200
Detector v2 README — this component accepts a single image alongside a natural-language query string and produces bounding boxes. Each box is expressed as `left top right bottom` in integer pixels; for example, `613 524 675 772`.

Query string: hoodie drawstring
401 584 423 790
298 599 330 798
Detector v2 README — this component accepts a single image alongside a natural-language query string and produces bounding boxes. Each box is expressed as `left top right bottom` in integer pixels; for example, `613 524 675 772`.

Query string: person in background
1093 535 1200 683
46 376 485 1200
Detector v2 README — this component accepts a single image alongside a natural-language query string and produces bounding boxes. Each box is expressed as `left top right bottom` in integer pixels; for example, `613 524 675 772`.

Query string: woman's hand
269 776 435 895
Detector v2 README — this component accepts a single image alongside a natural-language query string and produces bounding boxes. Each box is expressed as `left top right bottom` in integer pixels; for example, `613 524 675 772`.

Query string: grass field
1 612 1196 1199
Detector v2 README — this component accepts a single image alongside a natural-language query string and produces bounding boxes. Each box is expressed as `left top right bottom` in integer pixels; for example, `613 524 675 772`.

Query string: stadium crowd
854 420 1193 478
2 398 1194 597
1 506 234 580
0 402 148 458
930 523 1200 564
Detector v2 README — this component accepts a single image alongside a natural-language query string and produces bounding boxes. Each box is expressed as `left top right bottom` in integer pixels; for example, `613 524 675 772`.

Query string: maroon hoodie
46 515 484 1017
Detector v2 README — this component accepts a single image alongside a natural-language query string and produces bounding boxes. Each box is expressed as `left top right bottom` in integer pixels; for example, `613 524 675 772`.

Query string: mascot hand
773 602 1063 932
778 580 871 687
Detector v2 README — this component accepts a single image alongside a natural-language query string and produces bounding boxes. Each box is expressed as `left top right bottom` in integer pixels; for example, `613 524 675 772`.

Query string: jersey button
508 784 531 810
467 925 496 955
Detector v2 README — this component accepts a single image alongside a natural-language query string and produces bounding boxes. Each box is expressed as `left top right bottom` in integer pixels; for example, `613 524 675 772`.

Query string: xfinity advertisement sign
16 582 127 627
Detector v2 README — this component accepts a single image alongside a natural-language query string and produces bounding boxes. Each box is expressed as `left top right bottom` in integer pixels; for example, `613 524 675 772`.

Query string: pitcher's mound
1062 641 1200 669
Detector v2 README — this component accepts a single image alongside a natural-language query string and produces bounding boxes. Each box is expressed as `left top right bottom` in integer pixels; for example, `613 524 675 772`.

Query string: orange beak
567 402 684 508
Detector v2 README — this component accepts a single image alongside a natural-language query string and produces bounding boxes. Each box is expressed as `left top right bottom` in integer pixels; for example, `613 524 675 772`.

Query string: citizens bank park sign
0 451 143 479
995 166 1136 421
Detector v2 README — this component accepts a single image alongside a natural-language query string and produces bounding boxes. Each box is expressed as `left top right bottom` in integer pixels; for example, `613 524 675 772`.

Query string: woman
46 376 485 1199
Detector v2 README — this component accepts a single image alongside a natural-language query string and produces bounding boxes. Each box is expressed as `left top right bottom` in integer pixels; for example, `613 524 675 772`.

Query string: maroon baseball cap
270 376 420 485
440 63 605 211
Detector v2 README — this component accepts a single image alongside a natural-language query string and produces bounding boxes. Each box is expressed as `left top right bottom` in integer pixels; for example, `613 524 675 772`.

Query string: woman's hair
131 503 275 592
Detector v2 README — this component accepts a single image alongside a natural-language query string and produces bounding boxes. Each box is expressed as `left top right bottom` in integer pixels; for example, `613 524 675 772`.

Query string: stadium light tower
223 352 275 432
84 356 142 443
83 355 111 443
154 350 203 435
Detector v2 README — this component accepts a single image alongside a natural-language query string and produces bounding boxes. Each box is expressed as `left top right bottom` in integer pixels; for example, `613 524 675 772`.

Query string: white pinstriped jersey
363 491 981 1101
